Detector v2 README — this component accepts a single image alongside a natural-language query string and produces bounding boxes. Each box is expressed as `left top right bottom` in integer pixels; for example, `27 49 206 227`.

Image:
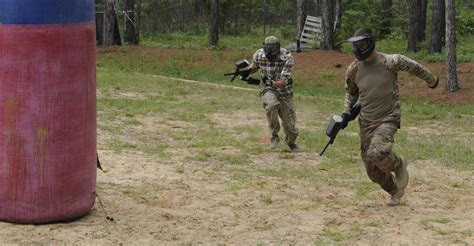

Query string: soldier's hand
340 113 351 129
273 80 286 89
239 69 251 79
429 76 439 89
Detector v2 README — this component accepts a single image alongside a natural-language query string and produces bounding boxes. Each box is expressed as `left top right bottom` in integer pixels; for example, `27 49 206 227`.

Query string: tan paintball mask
263 36 281 61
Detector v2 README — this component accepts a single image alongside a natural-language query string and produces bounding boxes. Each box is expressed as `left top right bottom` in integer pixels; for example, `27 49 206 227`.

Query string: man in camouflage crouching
248 36 299 152
342 28 439 206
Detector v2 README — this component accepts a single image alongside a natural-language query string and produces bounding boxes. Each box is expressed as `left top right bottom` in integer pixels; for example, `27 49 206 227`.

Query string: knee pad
366 145 389 163
367 148 395 172
264 101 280 112
262 93 280 112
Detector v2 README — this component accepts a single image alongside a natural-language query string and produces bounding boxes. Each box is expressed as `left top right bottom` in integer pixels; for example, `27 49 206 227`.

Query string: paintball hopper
319 102 361 156
319 115 344 156
235 59 250 69
224 59 251 82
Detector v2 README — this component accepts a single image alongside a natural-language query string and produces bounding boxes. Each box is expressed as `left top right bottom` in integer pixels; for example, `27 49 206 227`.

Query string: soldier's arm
280 52 294 86
391 54 439 88
249 51 261 74
343 62 360 114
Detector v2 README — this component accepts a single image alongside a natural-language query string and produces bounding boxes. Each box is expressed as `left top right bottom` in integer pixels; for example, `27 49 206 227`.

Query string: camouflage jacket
251 48 294 99
344 52 438 125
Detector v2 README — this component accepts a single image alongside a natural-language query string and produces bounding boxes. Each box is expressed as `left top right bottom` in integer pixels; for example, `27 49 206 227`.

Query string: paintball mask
263 36 281 61
348 34 375 61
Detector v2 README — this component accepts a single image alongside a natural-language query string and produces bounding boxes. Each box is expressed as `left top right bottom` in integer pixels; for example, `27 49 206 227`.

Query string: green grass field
97 68 473 173
97 40 473 172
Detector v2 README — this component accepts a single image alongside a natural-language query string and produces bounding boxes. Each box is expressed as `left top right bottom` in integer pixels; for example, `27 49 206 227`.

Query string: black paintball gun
319 102 361 156
224 59 260 85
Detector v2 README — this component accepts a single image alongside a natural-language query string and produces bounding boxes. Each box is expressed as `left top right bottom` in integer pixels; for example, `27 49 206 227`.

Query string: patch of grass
187 150 213 162
355 181 378 198
321 226 364 242
420 217 451 225
218 153 249 165
228 170 255 194
419 217 473 243
189 140 210 148
322 228 344 241
460 230 473 237
396 131 473 171
107 139 137 154
257 165 320 180
259 192 273 204
176 164 185 174
142 141 169 157
320 71 337 79
294 197 324 210
280 153 296 160
366 221 382 227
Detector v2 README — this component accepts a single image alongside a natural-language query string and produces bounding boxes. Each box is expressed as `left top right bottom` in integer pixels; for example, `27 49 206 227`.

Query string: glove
239 68 251 79
429 76 439 89
242 77 260 85
340 113 351 129
272 80 286 89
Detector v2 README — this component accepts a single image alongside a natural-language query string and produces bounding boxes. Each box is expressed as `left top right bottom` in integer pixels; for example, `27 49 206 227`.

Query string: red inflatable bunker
0 0 97 223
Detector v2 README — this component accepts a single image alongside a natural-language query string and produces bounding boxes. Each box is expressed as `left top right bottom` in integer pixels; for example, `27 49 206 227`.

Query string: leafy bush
457 7 474 35
279 24 297 40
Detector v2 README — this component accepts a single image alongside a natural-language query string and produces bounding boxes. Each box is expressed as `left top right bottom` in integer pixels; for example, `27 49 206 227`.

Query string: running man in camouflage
248 36 299 152
342 28 439 206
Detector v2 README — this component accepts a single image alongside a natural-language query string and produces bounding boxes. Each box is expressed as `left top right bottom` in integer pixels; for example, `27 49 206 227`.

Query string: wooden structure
299 15 322 45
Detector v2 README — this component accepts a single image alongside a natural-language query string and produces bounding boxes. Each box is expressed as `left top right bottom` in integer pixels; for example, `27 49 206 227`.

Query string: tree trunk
320 0 334 50
334 0 343 32
124 0 138 45
419 0 428 41
296 0 306 41
445 0 459 92
429 0 445 53
172 0 182 32
103 0 115 47
263 0 267 35
314 0 321 17
380 0 393 38
407 0 423 52
136 0 141 45
209 0 219 46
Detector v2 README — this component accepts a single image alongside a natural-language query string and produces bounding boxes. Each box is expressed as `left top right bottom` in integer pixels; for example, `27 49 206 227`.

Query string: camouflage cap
263 36 280 57
264 36 280 46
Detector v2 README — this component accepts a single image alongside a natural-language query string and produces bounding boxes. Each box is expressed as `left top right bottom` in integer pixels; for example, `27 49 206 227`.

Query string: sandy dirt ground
1 130 471 245
0 49 472 245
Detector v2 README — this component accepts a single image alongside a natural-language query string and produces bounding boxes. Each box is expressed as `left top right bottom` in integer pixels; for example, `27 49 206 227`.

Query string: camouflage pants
359 120 403 195
261 91 298 145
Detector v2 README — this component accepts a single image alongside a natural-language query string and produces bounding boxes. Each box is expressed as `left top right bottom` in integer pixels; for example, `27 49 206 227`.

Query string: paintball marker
319 102 361 156
224 59 261 85
224 59 252 82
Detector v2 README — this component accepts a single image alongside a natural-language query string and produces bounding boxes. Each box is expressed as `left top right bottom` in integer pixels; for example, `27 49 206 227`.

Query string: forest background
96 0 474 61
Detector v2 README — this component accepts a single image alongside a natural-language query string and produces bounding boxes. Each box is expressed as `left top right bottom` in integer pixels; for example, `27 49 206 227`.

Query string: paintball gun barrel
319 102 361 156
224 59 261 85
224 59 252 82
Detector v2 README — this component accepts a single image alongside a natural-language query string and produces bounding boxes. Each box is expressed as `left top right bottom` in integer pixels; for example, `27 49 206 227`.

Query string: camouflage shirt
344 52 438 125
251 48 294 99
